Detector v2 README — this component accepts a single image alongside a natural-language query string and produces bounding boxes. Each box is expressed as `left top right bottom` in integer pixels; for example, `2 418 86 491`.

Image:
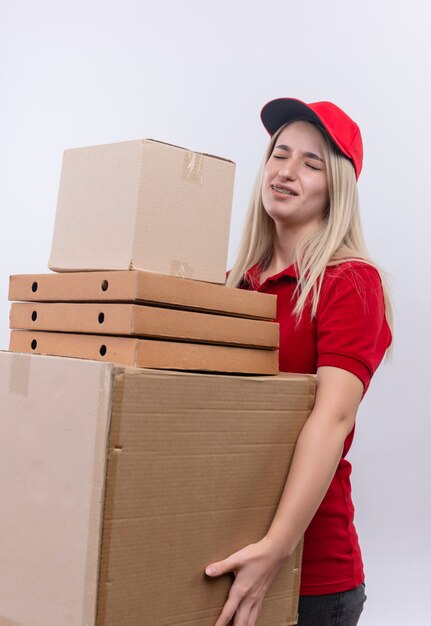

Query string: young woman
205 98 393 626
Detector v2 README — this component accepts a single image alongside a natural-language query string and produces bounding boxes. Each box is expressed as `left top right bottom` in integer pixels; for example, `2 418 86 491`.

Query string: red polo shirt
240 260 392 595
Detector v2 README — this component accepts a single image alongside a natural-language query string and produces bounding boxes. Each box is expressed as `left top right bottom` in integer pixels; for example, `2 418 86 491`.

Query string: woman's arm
205 365 364 626
265 365 364 558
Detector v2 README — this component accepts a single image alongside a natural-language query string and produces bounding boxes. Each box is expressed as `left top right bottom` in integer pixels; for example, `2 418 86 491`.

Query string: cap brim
260 98 323 136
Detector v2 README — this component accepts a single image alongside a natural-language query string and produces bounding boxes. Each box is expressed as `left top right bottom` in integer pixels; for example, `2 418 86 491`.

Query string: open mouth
271 185 297 196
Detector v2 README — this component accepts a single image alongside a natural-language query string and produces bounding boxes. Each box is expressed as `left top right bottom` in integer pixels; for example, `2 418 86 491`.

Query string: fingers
246 600 263 626
219 597 262 626
233 596 263 626
206 552 241 578
233 602 251 625
206 541 269 625
214 583 262 626
213 594 238 626
213 577 252 626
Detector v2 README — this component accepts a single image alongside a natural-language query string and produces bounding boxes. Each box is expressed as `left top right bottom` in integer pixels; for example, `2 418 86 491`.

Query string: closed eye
273 153 322 168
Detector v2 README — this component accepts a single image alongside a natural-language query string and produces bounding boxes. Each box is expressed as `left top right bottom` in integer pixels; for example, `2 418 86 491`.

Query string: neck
270 222 324 272
269 222 314 271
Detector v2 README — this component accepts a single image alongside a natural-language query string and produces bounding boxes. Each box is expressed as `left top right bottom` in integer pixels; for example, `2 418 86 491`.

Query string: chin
264 206 294 222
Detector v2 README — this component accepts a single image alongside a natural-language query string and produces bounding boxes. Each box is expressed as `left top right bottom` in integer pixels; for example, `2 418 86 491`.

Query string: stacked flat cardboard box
1 138 315 625
8 270 279 374
8 139 279 375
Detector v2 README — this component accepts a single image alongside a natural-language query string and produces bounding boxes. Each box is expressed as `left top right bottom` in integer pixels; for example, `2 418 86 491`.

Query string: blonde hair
226 121 394 349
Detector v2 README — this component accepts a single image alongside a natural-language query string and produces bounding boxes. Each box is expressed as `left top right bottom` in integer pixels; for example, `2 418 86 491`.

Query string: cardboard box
0 352 316 625
48 140 235 283
9 330 279 374
9 303 279 349
9 271 276 320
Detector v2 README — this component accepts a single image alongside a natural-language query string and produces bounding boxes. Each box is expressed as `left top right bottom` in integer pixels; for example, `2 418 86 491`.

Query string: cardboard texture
9 271 276 320
9 330 279 374
48 140 235 283
0 352 316 625
9 302 279 349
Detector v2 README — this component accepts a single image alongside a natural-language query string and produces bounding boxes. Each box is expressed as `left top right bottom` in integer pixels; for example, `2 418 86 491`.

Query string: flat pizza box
9 271 276 320
9 330 279 375
48 139 235 284
9 302 279 349
0 352 316 625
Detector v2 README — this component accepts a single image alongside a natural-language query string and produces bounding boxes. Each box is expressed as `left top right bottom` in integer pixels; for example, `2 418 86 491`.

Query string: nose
278 158 298 180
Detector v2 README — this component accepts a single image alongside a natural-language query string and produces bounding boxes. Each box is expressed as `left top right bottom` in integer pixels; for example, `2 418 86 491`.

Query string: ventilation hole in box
99 345 107 356
31 339 37 350
98 312 105 324
31 311 37 321
31 282 38 293
101 280 109 292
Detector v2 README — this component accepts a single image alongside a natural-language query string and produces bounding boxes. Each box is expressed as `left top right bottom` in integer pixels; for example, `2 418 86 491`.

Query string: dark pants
297 583 367 626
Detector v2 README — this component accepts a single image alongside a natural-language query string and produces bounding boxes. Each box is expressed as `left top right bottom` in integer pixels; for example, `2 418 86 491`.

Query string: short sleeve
316 262 392 394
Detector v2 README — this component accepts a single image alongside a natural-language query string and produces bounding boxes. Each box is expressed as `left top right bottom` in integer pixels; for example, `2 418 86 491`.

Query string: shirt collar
243 262 298 289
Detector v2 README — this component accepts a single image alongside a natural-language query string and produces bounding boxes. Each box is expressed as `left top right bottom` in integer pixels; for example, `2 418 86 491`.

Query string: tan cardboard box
9 302 279 349
9 270 277 320
9 330 279 375
0 352 316 625
48 140 235 284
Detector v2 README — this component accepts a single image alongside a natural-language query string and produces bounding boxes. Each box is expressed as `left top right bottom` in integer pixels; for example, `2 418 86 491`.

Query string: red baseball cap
260 97 363 179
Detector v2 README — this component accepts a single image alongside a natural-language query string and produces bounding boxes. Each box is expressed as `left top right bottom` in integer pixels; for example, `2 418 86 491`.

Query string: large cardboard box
48 140 235 284
0 352 316 625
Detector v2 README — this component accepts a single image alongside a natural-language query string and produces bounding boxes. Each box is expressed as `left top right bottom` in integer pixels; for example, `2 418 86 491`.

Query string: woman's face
261 121 330 230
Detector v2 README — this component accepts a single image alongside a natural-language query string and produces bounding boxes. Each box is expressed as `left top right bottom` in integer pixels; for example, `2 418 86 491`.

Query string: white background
1 1 430 624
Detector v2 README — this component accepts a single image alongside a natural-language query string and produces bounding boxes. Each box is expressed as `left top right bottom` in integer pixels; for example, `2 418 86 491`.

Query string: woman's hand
205 535 288 626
